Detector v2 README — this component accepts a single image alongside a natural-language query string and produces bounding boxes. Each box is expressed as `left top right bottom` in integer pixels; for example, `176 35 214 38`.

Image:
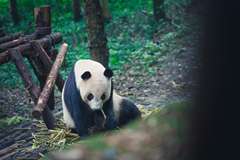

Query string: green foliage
0 0 193 89
0 116 25 127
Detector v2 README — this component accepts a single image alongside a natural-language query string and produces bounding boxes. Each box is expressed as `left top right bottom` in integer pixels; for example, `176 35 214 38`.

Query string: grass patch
0 115 25 127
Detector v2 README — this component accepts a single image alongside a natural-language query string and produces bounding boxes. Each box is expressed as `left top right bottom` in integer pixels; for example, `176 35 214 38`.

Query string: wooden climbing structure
0 5 70 159
0 5 67 129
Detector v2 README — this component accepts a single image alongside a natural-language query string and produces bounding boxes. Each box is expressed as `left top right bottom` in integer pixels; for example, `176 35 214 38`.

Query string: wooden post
0 32 24 44
30 41 65 92
8 49 56 129
0 28 5 37
32 43 68 119
33 5 55 110
34 5 51 39
0 32 63 65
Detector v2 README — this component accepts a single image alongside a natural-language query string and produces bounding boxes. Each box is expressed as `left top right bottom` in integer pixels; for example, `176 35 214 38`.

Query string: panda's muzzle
90 100 102 110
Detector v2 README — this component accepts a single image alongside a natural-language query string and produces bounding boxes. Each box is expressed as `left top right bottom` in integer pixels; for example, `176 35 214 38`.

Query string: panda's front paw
103 116 117 130
88 126 101 135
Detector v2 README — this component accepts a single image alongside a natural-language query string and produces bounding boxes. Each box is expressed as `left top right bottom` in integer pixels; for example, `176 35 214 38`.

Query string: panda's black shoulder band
104 69 113 78
81 71 91 80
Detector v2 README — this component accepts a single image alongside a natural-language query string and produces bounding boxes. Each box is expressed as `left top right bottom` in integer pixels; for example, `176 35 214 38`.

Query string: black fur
118 99 141 127
104 69 113 78
63 65 116 137
81 71 91 80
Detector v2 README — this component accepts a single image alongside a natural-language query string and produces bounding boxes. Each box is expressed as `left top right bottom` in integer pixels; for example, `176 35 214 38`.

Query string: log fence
0 5 67 136
0 5 70 159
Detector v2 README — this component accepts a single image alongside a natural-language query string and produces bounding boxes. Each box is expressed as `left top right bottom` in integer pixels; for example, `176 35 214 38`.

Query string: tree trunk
72 0 82 22
153 0 165 22
82 0 109 68
9 0 19 25
0 28 5 37
100 0 111 23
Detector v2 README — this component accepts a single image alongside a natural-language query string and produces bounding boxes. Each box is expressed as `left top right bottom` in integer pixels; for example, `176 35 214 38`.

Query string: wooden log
33 5 55 110
11 142 32 159
35 5 51 28
29 53 55 110
0 34 35 53
32 43 68 119
28 145 48 158
27 55 55 110
34 5 51 39
0 122 31 140
11 145 48 160
31 41 65 92
0 32 62 65
8 49 56 129
0 141 26 157
0 131 21 150
0 28 5 37
0 32 24 44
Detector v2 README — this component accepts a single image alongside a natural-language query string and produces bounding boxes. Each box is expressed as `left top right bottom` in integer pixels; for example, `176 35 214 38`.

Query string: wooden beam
0 34 35 53
32 43 68 119
0 32 62 65
8 49 56 129
0 32 24 44
31 41 65 92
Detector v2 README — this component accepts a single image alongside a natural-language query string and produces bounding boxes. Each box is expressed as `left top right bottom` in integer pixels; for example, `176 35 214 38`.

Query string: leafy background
0 0 192 89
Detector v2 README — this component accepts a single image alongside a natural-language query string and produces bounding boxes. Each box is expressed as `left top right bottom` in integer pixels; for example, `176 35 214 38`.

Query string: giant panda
62 59 141 137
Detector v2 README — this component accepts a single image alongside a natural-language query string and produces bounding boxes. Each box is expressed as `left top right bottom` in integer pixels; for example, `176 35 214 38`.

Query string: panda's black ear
81 71 91 80
104 69 113 78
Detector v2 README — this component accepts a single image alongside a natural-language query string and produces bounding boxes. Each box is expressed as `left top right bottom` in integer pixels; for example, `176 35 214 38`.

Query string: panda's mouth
91 106 101 111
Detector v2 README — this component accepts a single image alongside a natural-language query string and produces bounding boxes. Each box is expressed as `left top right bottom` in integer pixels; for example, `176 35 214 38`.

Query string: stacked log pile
0 5 69 159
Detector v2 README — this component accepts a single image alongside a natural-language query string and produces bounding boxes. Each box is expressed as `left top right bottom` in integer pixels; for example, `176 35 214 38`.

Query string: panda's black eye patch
101 94 106 100
87 93 94 101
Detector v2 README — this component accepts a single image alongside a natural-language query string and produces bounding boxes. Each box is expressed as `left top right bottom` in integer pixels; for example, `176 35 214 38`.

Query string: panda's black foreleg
103 116 117 130
72 113 88 136
92 109 117 131
102 107 117 130
72 105 94 137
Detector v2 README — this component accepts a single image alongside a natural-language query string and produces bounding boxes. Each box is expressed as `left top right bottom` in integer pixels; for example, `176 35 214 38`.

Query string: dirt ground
0 6 201 135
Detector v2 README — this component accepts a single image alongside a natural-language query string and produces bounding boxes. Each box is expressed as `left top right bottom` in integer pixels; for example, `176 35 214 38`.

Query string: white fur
74 60 112 110
113 92 122 121
62 85 76 129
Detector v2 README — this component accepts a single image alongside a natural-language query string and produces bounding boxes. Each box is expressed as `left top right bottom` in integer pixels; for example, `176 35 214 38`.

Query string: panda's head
75 60 113 111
